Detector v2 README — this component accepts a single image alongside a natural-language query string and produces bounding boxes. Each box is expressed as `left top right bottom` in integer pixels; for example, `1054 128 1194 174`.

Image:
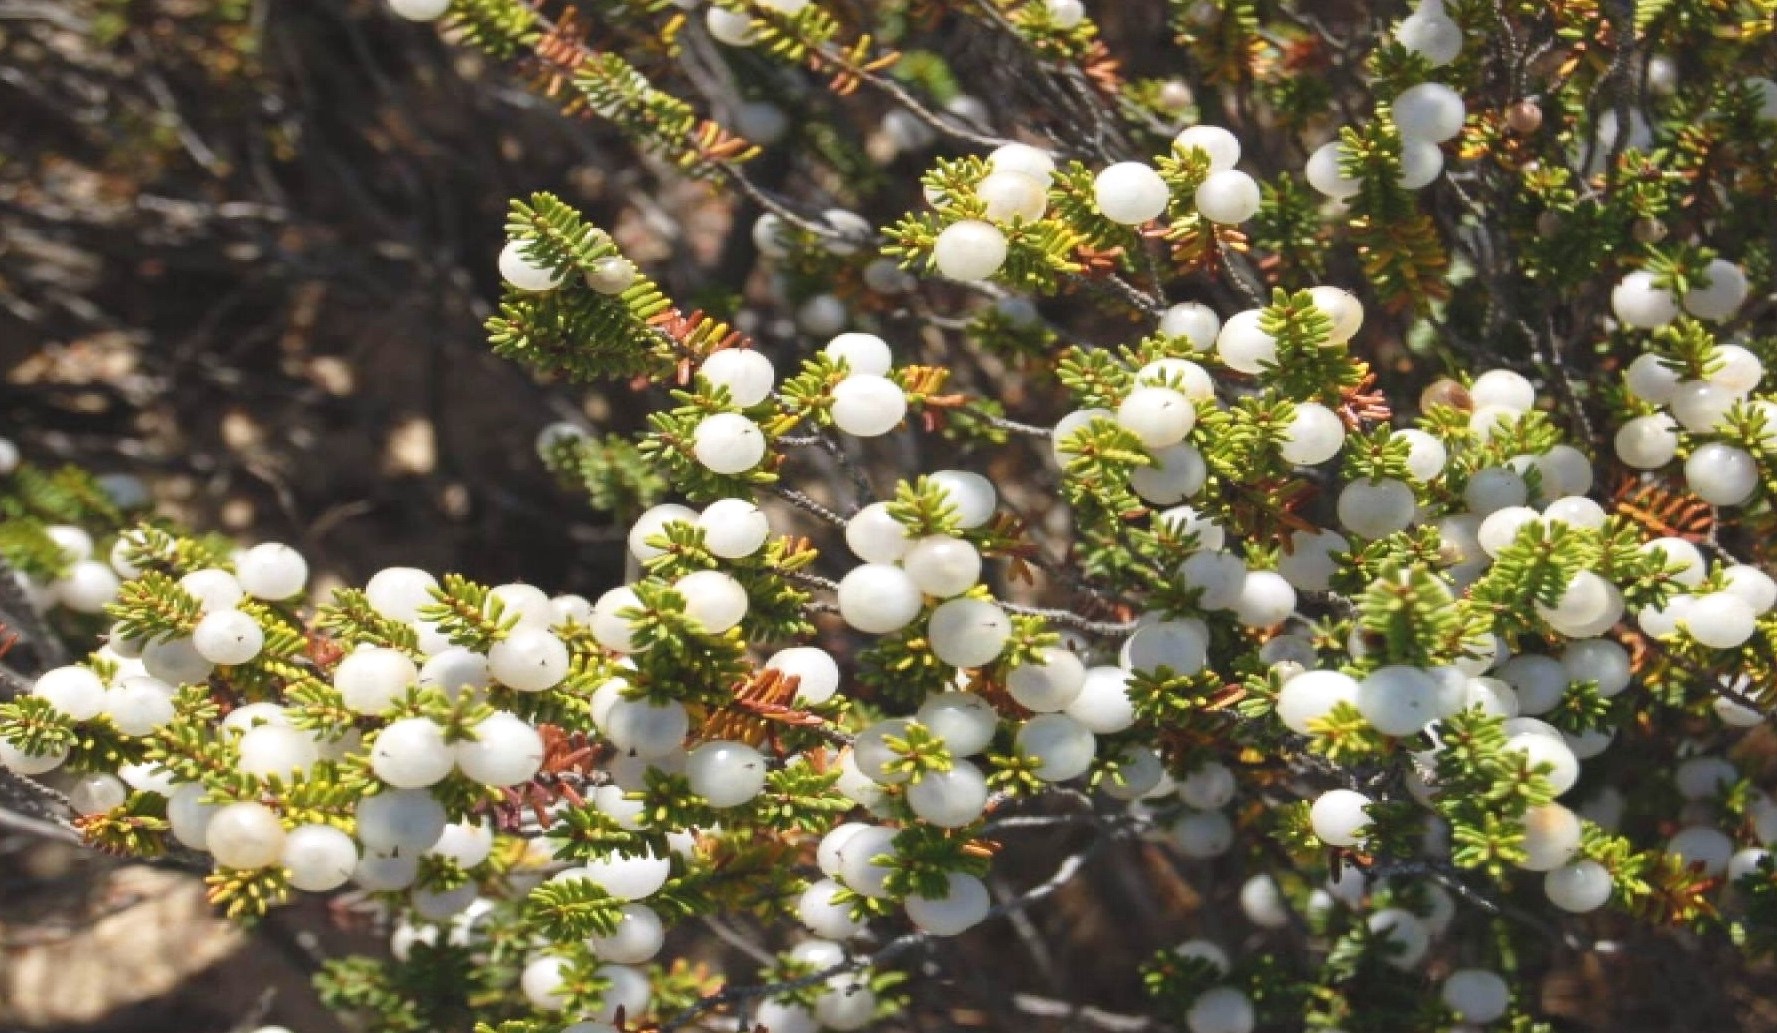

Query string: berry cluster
6 1 1777 1032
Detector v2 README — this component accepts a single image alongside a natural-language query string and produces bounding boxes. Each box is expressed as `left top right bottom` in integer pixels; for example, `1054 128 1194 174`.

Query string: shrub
4 1 1777 1031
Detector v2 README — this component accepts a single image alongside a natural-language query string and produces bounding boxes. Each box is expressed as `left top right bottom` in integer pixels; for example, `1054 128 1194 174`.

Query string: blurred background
0 0 689 596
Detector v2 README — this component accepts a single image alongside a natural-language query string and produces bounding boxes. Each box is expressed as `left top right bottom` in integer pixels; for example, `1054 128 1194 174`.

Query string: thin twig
1010 994 1161 1032
0 804 79 843
769 486 850 528
981 414 1055 438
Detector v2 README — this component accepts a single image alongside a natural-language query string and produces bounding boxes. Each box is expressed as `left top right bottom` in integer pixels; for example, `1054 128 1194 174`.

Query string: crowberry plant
5 1 1777 1032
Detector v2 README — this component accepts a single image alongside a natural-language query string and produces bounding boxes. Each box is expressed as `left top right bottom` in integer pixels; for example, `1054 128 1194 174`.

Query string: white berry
692 412 767 474
1310 788 1373 847
1094 162 1170 224
1195 169 1261 224
932 220 1008 281
830 375 908 437
837 564 923 634
498 240 563 292
700 349 777 407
